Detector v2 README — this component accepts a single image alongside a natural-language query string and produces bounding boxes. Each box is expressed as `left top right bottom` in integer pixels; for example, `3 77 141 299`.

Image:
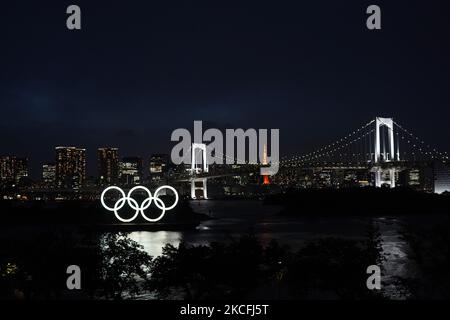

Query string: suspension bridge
184 117 449 199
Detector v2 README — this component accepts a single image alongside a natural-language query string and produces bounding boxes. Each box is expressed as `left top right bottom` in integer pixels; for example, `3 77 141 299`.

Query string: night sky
1 1 450 177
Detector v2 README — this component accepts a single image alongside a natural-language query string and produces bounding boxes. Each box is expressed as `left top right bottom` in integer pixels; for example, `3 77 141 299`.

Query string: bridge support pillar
374 168 396 188
190 178 208 200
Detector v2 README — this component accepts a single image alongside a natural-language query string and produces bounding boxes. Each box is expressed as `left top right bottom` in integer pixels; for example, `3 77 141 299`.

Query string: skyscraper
98 148 119 185
0 156 28 184
149 154 168 182
42 163 56 185
55 147 86 188
0 156 16 183
14 157 28 183
119 157 143 185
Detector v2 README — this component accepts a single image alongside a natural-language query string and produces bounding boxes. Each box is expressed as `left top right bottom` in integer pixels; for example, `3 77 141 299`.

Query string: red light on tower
262 144 270 185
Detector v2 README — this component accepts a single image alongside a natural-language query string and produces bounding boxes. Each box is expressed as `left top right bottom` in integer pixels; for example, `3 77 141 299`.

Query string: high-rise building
399 166 434 192
0 156 28 184
0 156 16 183
98 148 119 185
42 163 56 185
149 154 168 181
119 157 143 185
408 169 421 187
14 158 28 183
55 147 86 188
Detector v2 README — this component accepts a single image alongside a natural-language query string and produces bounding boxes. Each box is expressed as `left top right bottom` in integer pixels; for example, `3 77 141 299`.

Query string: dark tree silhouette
284 238 383 299
98 233 152 299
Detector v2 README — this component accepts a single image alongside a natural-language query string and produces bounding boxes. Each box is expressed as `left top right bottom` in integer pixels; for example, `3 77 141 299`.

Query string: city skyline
0 146 173 180
2 140 449 193
1 112 449 180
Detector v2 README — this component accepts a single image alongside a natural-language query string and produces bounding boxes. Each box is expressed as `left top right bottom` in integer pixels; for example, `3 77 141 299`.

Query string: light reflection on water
374 217 417 300
127 231 182 257
126 200 373 258
126 200 376 257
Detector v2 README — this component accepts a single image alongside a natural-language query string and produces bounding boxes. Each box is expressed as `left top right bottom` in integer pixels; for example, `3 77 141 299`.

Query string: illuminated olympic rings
100 185 179 222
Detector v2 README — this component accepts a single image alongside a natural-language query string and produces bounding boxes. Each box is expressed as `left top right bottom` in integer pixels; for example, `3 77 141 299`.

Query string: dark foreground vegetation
0 230 383 300
266 187 450 216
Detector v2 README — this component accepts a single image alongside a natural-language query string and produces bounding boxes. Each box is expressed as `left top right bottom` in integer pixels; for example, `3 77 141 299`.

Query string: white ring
114 197 140 223
154 185 179 211
141 197 166 222
101 186 126 211
127 186 153 211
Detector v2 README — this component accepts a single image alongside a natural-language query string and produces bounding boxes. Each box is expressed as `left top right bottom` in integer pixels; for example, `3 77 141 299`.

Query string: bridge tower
373 117 399 188
189 143 209 199
375 117 397 163
190 143 209 174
